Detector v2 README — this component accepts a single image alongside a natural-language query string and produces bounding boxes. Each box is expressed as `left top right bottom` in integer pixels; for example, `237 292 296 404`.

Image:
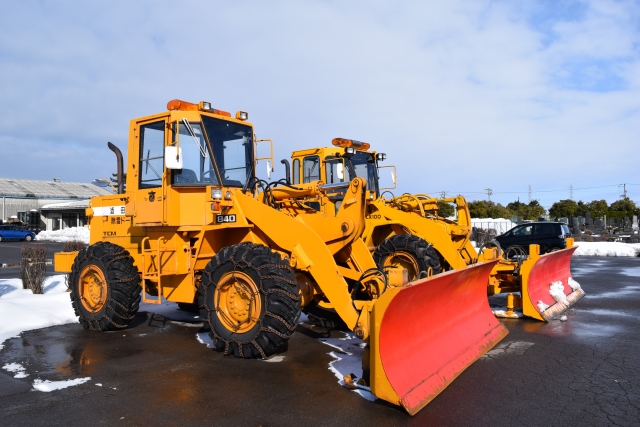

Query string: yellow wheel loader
287 139 584 321
54 100 507 415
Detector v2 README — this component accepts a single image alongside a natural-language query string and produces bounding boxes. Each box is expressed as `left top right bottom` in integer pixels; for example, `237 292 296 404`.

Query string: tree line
437 197 638 220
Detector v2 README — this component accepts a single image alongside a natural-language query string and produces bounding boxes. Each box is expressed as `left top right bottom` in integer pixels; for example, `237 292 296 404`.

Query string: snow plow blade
369 260 507 415
520 245 582 321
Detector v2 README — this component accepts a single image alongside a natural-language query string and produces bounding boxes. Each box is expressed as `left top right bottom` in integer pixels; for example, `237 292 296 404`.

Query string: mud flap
520 246 583 321
368 261 508 415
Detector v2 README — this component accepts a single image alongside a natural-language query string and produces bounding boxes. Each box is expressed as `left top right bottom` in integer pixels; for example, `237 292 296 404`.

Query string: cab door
134 118 168 225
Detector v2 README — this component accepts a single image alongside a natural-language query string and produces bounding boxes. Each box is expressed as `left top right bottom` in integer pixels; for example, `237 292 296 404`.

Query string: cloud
0 0 638 208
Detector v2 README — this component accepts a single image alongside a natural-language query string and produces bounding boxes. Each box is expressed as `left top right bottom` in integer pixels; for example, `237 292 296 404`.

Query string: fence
470 220 516 247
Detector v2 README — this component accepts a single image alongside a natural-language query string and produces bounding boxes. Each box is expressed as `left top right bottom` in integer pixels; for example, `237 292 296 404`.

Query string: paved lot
0 256 639 426
0 241 65 279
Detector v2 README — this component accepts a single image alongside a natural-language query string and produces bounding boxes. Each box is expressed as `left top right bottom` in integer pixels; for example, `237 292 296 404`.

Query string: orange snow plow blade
519 245 583 321
368 260 508 415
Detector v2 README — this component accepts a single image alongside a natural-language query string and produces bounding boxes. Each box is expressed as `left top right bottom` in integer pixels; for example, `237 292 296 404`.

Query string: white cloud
0 0 638 207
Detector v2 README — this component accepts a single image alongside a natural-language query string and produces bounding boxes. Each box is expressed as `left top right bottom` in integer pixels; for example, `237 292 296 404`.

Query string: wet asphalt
0 256 639 427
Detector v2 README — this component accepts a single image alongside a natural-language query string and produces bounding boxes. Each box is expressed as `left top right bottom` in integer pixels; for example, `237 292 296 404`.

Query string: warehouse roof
41 200 91 210
0 178 112 198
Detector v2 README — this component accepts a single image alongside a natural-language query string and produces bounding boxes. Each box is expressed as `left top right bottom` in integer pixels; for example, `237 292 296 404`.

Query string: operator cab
289 139 393 213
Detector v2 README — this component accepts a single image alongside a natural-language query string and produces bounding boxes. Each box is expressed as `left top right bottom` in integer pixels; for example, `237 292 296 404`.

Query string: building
0 178 112 231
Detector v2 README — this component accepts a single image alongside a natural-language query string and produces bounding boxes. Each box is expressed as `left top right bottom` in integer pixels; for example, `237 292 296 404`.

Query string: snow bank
0 275 77 350
574 242 640 257
36 226 89 244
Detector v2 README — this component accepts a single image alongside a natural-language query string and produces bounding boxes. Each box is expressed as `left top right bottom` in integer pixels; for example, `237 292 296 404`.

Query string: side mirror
267 160 272 180
336 163 344 180
165 146 183 169
391 169 396 185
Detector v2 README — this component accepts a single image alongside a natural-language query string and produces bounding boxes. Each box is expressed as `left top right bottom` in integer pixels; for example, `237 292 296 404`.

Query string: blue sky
0 0 638 210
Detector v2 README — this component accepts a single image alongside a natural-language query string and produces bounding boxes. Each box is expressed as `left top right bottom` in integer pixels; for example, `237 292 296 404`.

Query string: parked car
0 225 36 242
493 221 572 255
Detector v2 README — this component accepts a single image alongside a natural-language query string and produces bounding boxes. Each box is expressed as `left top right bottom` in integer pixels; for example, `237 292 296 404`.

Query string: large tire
199 243 301 359
69 242 141 331
374 234 441 281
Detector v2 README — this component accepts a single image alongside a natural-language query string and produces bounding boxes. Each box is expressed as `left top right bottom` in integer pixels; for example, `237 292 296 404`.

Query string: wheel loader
53 100 507 415
286 139 584 321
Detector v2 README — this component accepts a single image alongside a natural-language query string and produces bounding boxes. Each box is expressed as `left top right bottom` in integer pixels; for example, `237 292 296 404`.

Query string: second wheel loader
287 139 584 322
54 100 507 415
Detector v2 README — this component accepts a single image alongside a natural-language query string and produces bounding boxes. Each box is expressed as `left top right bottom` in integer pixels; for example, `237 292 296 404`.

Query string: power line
426 183 638 196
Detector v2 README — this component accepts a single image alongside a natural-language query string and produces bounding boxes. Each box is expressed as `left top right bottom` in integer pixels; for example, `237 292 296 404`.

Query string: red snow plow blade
519 245 582 321
368 260 508 415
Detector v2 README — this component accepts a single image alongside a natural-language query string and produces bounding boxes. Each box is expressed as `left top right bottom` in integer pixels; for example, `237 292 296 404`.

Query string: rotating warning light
332 138 370 151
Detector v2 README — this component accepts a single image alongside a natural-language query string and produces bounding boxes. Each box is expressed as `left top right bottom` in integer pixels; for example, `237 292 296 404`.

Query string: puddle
576 308 636 318
620 267 640 277
584 285 640 299
569 322 625 338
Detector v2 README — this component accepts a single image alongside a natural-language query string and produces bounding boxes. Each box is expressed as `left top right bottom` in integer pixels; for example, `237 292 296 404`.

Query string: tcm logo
103 231 116 237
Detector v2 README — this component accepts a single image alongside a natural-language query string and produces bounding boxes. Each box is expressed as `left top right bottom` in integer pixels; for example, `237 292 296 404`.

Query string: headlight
201 101 212 111
345 147 355 155
211 188 222 199
236 111 248 121
376 153 386 161
225 190 232 200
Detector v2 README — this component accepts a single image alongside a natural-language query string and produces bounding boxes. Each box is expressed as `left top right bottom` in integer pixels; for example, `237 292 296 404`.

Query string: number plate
216 214 237 223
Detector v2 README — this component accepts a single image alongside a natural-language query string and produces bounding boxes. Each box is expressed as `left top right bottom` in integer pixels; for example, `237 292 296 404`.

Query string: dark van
494 222 572 255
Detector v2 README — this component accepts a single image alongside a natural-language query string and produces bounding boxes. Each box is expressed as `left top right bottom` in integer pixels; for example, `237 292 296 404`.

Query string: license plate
216 214 236 223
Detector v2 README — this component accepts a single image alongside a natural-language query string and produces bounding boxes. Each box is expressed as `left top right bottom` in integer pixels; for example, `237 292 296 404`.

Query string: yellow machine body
54 101 508 415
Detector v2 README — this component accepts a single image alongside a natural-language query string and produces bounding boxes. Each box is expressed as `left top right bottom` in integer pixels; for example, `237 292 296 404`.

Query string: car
0 225 37 242
493 221 572 255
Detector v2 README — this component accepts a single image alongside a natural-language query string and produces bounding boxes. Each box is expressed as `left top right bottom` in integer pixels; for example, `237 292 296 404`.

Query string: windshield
172 121 219 186
347 151 378 194
202 116 254 187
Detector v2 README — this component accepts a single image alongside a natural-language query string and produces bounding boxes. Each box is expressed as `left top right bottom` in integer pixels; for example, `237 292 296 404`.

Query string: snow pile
574 242 640 257
568 277 581 291
33 377 91 392
492 308 524 318
36 226 89 244
319 332 376 402
3 362 28 378
537 300 550 312
549 281 568 304
0 275 77 349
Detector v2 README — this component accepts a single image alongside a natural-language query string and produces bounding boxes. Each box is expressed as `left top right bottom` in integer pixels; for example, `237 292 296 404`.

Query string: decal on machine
93 206 126 216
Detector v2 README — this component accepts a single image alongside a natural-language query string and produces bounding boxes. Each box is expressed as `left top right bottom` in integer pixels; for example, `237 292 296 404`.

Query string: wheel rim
383 251 420 280
214 271 261 334
79 264 108 312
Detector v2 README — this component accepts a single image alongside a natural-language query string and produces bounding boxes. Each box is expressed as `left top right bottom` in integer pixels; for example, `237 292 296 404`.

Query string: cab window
139 121 165 189
292 159 300 184
303 156 320 183
325 160 346 184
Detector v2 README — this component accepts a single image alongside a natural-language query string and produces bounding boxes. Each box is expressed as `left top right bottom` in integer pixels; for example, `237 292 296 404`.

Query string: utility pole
485 188 492 202
569 184 573 200
620 183 627 198
440 191 447 199
528 185 532 203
